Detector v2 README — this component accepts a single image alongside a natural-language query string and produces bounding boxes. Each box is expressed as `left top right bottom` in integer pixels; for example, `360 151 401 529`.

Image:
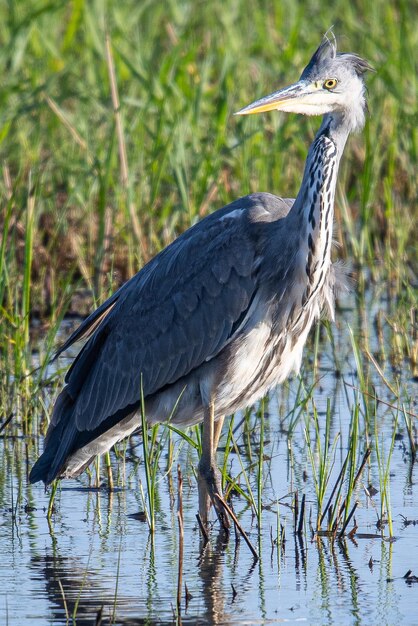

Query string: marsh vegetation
0 1 416 623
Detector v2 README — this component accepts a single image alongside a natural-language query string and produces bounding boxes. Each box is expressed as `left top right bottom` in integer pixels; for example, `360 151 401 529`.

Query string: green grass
1 1 416 306
1 0 415 382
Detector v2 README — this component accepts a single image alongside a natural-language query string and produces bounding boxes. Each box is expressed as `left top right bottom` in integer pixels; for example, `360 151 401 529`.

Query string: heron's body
31 35 372 525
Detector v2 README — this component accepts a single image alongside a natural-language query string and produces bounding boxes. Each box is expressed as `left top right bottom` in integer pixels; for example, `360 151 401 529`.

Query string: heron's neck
290 113 351 305
295 113 351 212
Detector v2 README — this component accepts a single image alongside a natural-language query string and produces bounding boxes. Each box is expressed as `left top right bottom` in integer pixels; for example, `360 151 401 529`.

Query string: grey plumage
30 34 372 487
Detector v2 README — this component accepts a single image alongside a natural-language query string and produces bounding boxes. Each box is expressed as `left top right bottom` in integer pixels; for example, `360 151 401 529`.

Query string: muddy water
1 288 417 625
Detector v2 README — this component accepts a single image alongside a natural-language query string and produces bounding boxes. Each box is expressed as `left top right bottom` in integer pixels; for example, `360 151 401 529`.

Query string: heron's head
236 33 373 131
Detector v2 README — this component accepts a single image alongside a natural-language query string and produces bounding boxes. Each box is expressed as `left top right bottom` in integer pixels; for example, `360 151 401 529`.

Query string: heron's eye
323 78 338 90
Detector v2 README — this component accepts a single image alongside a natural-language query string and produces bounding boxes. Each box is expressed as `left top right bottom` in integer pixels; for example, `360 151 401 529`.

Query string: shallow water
1 286 417 625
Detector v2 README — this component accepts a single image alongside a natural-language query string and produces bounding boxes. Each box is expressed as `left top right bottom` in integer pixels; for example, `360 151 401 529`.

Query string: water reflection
30 551 112 626
29 530 258 625
30 545 182 626
196 534 229 624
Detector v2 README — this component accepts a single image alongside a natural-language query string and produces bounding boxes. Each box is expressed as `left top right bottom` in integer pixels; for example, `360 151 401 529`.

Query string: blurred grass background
0 0 416 385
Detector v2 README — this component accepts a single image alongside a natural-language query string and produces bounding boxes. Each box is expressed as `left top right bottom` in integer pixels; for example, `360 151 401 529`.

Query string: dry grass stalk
177 464 184 612
104 32 148 260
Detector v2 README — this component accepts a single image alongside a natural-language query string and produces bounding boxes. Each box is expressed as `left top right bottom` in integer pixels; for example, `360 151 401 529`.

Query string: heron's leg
198 404 230 530
198 402 216 522
213 416 225 452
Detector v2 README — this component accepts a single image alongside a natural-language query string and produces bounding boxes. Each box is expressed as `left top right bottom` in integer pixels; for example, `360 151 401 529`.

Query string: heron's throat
294 125 343 306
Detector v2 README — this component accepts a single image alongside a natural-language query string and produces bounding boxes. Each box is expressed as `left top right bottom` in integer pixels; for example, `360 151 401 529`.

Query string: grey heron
30 34 372 529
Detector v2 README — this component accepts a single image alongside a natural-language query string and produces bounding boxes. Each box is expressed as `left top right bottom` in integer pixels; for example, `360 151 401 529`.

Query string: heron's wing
59 193 292 432
54 293 120 359
56 191 292 361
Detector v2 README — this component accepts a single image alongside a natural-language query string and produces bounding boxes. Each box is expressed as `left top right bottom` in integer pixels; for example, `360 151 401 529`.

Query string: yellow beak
235 81 309 115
